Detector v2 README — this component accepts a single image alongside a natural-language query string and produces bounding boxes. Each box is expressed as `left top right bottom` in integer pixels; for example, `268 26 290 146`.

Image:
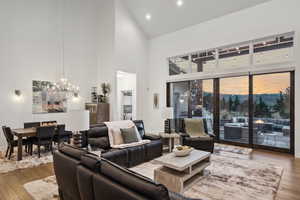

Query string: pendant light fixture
54 0 79 96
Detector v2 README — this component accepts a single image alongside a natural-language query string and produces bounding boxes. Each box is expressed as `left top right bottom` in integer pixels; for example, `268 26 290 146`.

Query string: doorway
116 71 137 120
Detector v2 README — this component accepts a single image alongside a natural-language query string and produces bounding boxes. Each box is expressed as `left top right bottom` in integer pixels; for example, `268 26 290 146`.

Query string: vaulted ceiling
123 0 271 38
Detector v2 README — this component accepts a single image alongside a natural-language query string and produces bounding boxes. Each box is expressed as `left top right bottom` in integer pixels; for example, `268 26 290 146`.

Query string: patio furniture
224 125 242 140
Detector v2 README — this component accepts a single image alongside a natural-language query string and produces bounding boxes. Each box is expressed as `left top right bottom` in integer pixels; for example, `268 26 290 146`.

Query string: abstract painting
32 80 67 114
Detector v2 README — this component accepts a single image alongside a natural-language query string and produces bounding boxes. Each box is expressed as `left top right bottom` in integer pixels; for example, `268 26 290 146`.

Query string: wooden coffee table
154 150 211 193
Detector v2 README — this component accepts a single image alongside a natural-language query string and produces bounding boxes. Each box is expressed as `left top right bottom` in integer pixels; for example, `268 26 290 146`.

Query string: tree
220 96 226 110
233 95 240 112
273 88 290 119
228 96 233 112
254 96 271 118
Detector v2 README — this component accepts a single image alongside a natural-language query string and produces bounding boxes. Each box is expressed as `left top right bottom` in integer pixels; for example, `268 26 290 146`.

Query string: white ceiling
123 0 271 38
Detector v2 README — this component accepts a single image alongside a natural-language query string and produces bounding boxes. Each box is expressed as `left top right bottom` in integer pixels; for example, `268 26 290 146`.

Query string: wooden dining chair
2 126 32 160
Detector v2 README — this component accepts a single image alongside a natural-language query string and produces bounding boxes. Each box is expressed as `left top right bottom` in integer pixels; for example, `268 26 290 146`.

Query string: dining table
12 127 37 161
12 125 63 161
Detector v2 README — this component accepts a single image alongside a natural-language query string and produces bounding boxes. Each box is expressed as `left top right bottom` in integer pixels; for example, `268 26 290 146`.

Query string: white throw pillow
134 126 142 141
111 128 124 145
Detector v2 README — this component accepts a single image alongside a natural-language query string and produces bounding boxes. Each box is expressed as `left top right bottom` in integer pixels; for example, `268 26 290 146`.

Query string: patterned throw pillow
120 127 140 144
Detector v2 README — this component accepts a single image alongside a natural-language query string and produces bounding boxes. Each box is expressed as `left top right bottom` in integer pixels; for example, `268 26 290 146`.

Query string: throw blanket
104 120 150 149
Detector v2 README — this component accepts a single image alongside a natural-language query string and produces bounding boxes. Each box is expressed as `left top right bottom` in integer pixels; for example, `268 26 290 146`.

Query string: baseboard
295 152 300 158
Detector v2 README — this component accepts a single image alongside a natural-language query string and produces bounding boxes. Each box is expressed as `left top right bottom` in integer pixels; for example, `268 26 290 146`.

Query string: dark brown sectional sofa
53 144 201 200
82 120 163 167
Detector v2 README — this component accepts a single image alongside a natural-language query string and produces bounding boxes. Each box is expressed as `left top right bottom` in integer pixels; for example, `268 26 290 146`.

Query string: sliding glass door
219 76 249 144
170 81 190 119
167 71 294 153
190 80 214 133
252 73 291 149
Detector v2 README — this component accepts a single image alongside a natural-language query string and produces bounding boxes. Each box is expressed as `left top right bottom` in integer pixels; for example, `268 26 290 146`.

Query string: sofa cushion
102 149 128 168
88 126 108 138
101 158 170 200
127 145 146 167
134 120 146 138
58 144 88 159
88 137 110 149
80 154 101 172
121 127 140 144
144 140 163 161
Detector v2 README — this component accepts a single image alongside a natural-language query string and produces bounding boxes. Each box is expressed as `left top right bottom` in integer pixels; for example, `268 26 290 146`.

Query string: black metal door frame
166 70 295 154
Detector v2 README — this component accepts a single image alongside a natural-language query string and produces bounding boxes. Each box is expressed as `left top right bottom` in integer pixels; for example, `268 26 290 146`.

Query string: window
168 33 294 76
253 73 291 149
253 35 294 65
169 56 190 75
218 44 250 68
191 50 216 73
219 76 249 143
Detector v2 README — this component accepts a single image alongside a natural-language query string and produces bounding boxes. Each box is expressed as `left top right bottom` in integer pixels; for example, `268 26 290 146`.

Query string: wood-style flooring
0 150 299 200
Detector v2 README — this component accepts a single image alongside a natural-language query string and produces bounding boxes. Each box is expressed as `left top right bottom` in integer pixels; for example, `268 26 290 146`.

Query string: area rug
23 153 282 200
132 154 283 200
0 148 102 174
24 176 58 200
214 143 252 155
214 143 253 160
0 151 53 174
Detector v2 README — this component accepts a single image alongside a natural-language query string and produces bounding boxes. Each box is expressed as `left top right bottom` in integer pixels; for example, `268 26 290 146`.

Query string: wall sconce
15 90 21 96
72 92 80 102
13 89 23 102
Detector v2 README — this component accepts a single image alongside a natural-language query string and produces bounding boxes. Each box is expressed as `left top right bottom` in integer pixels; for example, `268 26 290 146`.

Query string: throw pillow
184 118 208 138
120 127 140 144
111 128 124 145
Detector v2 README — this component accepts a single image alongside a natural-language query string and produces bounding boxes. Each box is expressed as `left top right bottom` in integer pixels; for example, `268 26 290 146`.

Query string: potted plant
98 83 111 103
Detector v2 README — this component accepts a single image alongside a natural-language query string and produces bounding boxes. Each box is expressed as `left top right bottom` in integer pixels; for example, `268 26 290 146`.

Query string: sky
202 73 290 95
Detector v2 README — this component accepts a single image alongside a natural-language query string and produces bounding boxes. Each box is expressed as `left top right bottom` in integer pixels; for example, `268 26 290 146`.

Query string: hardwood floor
0 163 53 200
0 150 299 200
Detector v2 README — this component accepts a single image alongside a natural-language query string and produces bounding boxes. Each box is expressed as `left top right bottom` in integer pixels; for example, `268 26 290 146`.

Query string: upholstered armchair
180 118 215 153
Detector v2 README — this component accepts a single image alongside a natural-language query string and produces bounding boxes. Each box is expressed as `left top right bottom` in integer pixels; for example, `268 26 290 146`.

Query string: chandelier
54 78 79 94
54 0 79 96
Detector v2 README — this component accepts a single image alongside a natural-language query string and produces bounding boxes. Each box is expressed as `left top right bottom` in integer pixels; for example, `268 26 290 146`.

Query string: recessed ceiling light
145 13 152 21
177 0 184 7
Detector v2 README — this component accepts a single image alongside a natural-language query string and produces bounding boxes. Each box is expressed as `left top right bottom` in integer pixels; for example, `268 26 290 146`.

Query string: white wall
0 0 101 150
112 0 148 120
146 0 300 157
0 0 149 151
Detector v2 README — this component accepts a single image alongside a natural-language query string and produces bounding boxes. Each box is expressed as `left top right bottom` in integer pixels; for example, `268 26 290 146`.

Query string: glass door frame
249 71 295 153
215 75 251 148
167 71 295 154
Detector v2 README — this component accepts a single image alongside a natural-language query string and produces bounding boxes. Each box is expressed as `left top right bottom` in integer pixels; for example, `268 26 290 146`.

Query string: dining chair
32 126 55 158
1 126 32 160
23 122 40 152
53 124 72 144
